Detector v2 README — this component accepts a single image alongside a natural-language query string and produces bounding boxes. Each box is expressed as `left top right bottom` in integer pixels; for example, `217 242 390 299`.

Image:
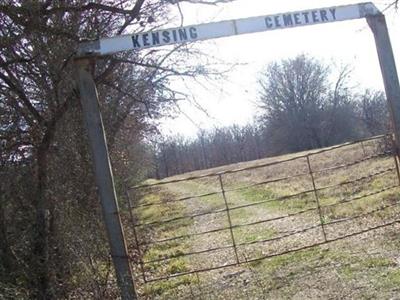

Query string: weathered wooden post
367 14 400 153
75 58 137 300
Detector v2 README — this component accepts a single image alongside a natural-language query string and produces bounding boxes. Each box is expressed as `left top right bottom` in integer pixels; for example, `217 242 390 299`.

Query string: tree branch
0 70 44 125
41 0 146 18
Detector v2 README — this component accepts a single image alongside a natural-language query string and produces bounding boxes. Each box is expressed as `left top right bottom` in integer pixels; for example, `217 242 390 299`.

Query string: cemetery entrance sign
79 3 379 55
75 3 400 300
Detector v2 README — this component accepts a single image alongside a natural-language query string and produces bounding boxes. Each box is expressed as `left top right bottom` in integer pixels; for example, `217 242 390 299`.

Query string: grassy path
134 140 400 299
153 177 400 299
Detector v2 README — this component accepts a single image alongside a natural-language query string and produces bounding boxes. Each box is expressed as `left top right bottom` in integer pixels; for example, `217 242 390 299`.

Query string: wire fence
124 134 400 298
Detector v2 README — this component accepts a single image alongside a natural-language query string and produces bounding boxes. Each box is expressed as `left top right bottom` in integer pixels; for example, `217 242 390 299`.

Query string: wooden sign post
367 15 400 153
75 59 136 299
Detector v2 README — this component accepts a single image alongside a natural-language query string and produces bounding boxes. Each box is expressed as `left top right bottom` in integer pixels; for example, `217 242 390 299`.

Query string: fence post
306 155 328 242
388 138 400 186
218 174 240 264
76 59 137 299
124 185 147 283
367 15 400 154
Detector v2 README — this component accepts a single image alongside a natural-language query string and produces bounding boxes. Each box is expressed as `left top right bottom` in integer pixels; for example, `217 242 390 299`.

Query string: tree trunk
32 121 59 299
0 189 18 282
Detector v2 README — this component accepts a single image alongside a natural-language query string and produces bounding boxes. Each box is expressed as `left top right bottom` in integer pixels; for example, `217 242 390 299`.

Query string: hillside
124 135 400 299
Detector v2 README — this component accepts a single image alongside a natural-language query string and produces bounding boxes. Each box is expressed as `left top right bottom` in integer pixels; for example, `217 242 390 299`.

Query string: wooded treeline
0 0 232 298
153 56 389 178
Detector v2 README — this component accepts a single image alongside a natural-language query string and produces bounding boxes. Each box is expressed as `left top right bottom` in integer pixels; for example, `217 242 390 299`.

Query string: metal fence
124 134 400 298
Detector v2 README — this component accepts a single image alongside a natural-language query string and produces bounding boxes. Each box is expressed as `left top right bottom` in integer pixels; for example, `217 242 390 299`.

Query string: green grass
143 276 196 297
232 185 315 217
339 257 395 280
245 246 399 299
132 189 194 296
234 226 277 244
384 269 400 286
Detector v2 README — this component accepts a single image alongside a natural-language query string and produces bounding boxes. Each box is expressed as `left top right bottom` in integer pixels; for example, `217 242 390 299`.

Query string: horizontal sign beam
78 2 380 57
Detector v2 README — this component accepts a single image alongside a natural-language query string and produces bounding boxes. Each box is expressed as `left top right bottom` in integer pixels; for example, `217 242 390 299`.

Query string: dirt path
162 179 327 297
158 176 400 299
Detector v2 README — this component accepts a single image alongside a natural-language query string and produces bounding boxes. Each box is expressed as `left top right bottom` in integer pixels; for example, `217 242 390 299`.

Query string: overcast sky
159 0 400 137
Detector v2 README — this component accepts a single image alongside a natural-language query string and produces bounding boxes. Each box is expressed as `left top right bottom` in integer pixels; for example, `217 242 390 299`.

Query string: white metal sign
78 2 380 56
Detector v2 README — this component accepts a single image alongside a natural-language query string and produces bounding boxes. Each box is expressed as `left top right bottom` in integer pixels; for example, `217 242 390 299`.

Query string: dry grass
126 137 400 299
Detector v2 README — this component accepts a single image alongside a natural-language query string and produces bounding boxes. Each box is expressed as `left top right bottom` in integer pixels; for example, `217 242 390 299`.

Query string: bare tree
358 90 389 136
257 55 359 154
153 123 268 178
0 0 235 298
